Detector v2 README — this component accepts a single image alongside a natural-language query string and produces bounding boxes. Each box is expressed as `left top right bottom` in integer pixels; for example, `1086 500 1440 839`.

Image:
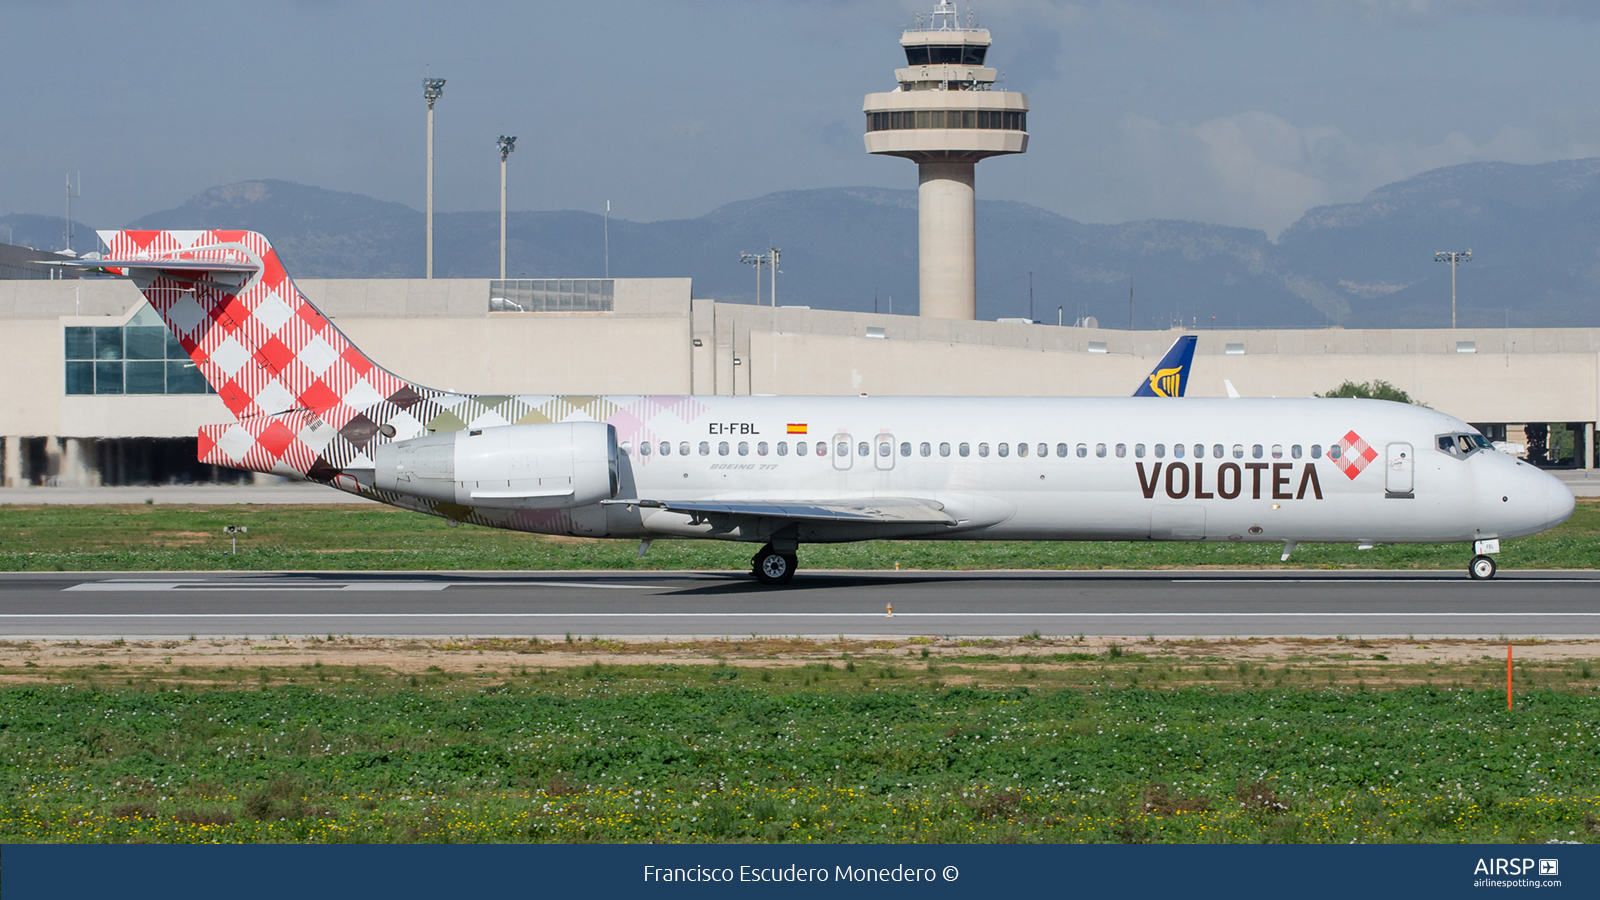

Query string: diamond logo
251 291 295 335
1334 430 1379 480
207 336 252 378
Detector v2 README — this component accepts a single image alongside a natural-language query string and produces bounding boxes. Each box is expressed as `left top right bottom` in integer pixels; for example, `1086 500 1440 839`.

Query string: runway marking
63 581 656 592
2 612 1598 619
1169 578 1598 584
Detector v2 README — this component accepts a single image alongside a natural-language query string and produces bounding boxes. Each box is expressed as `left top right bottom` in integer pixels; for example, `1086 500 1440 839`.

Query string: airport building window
489 279 614 312
1115 443 1126 458
978 443 989 457
938 442 950 457
1328 445 1343 460
737 441 748 456
959 442 970 457
867 109 1026 133
1154 444 1165 459
1134 443 1146 458
699 442 710 456
902 44 988 66
1252 444 1264 459
1096 443 1107 458
1271 444 1283 459
1291 444 1302 459
1311 444 1322 459
64 305 215 396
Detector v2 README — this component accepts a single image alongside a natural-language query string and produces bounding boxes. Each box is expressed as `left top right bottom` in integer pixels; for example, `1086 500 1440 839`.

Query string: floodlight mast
423 77 446 279
1434 249 1472 328
497 135 516 280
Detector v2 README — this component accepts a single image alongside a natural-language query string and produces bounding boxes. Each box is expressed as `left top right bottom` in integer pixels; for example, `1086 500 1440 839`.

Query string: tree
1316 379 1424 405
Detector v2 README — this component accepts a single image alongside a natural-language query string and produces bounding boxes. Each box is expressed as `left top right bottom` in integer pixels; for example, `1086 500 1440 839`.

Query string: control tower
864 1 1027 320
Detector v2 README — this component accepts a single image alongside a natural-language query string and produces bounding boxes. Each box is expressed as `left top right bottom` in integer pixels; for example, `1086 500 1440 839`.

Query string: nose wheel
1469 554 1497 580
752 544 798 585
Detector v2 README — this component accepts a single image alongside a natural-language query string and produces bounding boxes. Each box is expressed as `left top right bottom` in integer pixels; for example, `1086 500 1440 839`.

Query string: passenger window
1191 444 1202 459
1311 444 1322 459
1134 443 1146 458
737 441 749 456
797 441 808 456
1213 444 1224 459
1057 443 1069 458
921 442 932 457
1115 443 1126 458
878 441 891 457
777 442 788 456
978 443 990 457
1076 443 1088 458
1096 443 1107 458
1154 444 1165 459
835 440 848 457
699 441 710 456
681 442 691 456
900 442 912 457
1232 444 1244 459
659 441 670 456
757 442 768 456
1291 444 1301 459
818 442 829 456
998 443 1010 457
637 441 649 456
1037 443 1047 458
1252 444 1264 459
720 442 731 456
1328 445 1342 460
939 442 951 457
1017 443 1028 458
1270 444 1283 459
1174 444 1185 459
959 442 970 457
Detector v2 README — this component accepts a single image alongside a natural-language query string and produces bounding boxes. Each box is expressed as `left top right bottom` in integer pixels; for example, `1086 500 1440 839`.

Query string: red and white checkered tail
97 230 421 478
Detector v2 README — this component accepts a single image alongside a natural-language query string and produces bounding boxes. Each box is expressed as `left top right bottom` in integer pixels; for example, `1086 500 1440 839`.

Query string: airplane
73 230 1573 585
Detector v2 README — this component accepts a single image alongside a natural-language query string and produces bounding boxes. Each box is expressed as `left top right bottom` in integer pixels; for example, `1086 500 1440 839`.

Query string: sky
4 0 1600 240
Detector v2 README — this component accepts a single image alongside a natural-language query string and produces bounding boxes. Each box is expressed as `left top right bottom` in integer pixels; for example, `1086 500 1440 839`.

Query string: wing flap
604 497 955 525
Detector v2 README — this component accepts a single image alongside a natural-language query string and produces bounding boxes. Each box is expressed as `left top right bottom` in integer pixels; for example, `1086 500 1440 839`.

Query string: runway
0 570 1597 638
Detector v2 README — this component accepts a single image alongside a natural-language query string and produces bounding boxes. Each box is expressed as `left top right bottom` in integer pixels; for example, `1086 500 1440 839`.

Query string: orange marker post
1507 645 1513 710
886 603 893 618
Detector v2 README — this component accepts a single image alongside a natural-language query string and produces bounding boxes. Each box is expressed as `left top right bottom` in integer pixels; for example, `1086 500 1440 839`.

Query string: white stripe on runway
2 612 1598 619
64 581 657 592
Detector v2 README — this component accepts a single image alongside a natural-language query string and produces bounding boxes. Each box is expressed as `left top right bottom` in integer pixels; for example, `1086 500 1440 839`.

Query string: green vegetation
1 658 1596 844
1316 379 1424 405
0 499 1596 571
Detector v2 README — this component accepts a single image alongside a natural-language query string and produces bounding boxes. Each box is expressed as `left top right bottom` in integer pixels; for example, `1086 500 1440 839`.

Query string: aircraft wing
604 497 956 525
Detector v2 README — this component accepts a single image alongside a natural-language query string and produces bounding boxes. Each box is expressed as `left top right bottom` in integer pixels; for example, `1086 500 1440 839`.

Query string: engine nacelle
372 422 618 510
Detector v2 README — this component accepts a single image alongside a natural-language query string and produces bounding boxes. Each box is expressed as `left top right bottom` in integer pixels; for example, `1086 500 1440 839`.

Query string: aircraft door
1385 442 1414 497
875 434 895 471
832 434 853 471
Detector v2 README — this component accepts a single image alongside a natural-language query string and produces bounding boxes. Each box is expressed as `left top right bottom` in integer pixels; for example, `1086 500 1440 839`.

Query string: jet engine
372 422 618 509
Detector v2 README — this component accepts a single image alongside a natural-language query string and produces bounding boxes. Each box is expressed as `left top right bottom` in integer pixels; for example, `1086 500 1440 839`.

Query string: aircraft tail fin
1132 335 1197 397
89 230 434 479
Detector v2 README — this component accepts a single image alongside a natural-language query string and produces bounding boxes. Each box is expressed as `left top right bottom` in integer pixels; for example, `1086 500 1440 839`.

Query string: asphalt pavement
0 569 1596 639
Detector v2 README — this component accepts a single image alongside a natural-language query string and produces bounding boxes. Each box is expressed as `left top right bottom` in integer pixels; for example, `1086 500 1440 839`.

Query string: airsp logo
1539 859 1559 876
1473 858 1547 876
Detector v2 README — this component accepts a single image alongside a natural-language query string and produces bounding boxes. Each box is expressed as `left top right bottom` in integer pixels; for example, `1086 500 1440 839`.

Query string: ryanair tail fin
1132 335 1197 397
81 230 435 480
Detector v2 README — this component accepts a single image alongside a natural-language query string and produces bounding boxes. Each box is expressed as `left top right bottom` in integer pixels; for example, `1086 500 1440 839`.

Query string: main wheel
1469 554 1497 580
752 547 797 585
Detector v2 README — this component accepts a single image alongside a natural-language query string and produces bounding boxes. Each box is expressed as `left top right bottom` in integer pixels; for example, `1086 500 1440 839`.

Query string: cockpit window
1437 432 1492 459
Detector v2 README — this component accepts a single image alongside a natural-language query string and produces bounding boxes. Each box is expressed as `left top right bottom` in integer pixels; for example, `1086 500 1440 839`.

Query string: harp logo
1147 367 1183 398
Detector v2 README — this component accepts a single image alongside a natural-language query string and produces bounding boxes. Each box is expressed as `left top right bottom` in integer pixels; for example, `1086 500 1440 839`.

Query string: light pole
1434 249 1472 328
767 247 781 307
423 77 446 279
497 135 516 280
741 252 765 305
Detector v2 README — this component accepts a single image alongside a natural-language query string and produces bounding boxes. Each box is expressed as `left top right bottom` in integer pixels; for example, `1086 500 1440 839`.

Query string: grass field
1 643 1597 845
0 498 1596 571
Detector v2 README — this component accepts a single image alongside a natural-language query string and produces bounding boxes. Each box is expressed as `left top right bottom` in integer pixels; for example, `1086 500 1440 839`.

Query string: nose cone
1542 472 1577 530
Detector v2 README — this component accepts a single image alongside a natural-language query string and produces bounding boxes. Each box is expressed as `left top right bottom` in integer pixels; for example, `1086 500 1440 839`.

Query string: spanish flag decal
787 423 808 434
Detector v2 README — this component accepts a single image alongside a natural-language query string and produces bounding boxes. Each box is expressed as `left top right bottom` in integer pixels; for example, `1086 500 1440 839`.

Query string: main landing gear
1469 555 1497 580
752 543 798 586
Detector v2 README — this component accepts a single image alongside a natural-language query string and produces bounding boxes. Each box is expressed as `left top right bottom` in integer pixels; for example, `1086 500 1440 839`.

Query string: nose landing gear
752 544 798 585
1469 555 1497 580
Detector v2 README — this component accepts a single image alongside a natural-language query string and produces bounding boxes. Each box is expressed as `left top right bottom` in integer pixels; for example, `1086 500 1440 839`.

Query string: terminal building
0 271 1595 487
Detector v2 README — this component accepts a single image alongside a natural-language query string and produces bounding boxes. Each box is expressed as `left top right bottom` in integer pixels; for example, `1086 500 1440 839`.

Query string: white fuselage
465 395 1573 547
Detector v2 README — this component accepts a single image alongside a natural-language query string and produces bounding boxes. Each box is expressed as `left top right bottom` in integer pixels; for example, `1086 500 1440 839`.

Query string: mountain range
7 157 1600 328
